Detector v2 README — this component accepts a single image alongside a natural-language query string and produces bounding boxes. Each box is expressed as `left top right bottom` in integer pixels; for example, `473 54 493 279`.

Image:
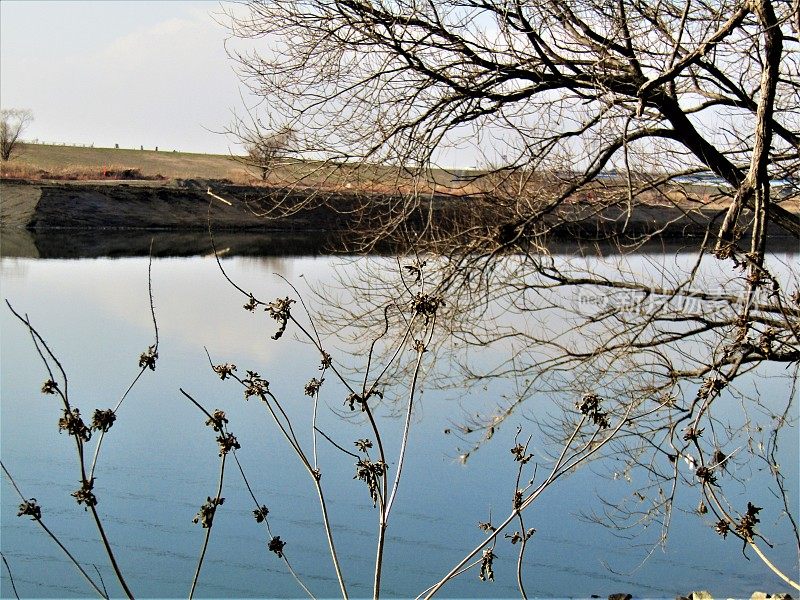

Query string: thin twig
90 249 160 480
6 302 68 405
87 505 134 599
1 462 108 599
422 409 640 599
515 512 529 600
385 316 435 517
414 557 483 599
748 540 800 591
314 426 360 459
92 565 109 599
189 454 227 599
5 305 134 599
0 552 20 600
229 451 317 600
208 361 349 600
180 388 217 422
313 482 349 600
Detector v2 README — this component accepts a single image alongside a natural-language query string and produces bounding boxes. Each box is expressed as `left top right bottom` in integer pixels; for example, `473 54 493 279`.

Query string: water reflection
5 228 798 260
1 252 797 598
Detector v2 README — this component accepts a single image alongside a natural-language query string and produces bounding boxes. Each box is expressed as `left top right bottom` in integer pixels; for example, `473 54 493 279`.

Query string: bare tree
225 109 296 181
0 109 33 161
244 127 295 182
223 0 800 589
224 0 799 238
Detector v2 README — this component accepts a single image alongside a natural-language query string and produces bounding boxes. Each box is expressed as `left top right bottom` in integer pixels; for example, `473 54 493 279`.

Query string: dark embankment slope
1 178 797 258
1 179 340 230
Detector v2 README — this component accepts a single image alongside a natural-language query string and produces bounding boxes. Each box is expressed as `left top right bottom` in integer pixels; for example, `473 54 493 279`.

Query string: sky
0 1 725 169
0 1 626 169
0 1 256 154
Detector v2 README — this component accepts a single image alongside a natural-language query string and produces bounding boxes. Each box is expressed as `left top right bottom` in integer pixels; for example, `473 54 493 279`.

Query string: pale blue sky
0 1 543 167
0 1 254 154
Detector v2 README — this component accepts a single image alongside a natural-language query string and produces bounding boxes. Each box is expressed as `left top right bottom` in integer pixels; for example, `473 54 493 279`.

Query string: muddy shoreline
1 178 797 258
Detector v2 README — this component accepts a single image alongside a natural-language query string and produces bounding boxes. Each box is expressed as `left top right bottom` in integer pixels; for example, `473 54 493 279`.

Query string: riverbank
1 177 798 259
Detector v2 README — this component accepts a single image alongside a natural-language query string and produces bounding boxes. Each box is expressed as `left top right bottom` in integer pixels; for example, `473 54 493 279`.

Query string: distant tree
0 109 33 161
244 127 295 181
225 110 295 182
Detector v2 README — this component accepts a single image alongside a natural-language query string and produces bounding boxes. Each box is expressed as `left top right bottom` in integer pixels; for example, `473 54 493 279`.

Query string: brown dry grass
0 163 169 182
2 143 252 182
0 143 484 195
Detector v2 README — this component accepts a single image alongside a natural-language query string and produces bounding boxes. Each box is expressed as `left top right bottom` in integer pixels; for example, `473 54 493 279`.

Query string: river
1 238 797 598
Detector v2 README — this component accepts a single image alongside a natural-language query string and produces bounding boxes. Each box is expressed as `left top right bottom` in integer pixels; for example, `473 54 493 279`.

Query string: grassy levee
0 143 484 194
3 143 251 181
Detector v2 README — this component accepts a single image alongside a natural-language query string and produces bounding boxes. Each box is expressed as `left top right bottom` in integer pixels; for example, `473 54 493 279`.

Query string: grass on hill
2 143 252 182
0 143 478 193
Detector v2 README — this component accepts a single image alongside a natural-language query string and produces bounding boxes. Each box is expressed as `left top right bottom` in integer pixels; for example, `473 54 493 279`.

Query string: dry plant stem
384 346 426 517
282 311 407 600
702 482 800 590
288 316 359 397
363 323 415 401
768 385 800 549
76 427 134 599
422 411 628 599
1 552 20 600
356 315 424 588
314 426 360 458
265 291 410 599
362 406 387 506
229 451 317 600
86 504 133 599
285 295 431 600
680 353 797 588
189 454 226 600
5 304 134 600
90 251 159 481
6 302 68 400
515 512 529 600
244 384 348 600
749 542 800 591
416 557 484 598
266 390 308 460
1 462 108 599
92 565 109 599
361 305 395 394
420 508 523 600
210 253 353 403
512 435 533 600
273 274 325 469
373 520 387 600
89 368 144 480
314 482 349 600
30 517 108 598
180 388 217 422
375 316 435 597
312 382 320 469
385 317 436 518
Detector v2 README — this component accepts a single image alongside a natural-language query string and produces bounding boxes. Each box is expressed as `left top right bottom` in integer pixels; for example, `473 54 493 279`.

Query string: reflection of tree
311 242 799 588
238 256 292 278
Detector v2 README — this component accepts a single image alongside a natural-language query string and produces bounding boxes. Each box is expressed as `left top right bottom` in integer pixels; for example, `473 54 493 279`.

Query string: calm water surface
1 250 797 598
